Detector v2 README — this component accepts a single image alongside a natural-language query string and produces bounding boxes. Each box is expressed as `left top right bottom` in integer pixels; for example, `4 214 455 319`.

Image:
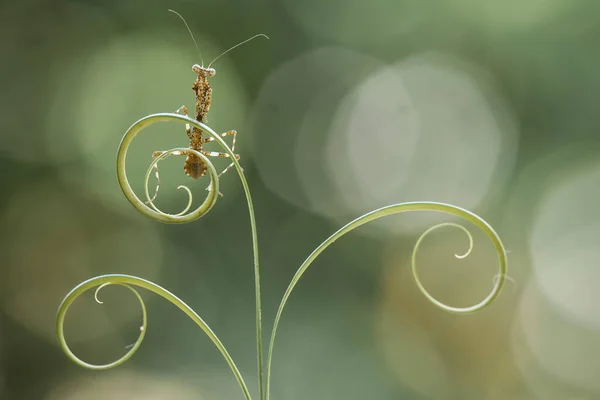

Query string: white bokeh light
248 47 382 213
324 52 517 235
251 49 516 236
530 160 600 330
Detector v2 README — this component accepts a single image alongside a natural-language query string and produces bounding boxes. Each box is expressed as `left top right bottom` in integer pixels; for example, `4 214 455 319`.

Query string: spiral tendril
57 279 148 371
56 274 251 399
143 150 197 216
265 203 507 399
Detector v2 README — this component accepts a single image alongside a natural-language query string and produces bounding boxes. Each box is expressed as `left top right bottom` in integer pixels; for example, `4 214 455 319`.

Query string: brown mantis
147 10 268 203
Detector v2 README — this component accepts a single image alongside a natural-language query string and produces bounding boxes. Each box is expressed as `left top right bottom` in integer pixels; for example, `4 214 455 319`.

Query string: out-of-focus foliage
1 0 599 398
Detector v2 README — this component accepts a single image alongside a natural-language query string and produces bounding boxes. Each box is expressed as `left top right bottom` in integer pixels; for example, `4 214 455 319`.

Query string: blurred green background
2 0 600 399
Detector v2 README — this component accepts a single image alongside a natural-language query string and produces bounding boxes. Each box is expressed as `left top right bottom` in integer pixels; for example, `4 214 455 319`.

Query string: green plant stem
264 202 507 400
118 113 264 399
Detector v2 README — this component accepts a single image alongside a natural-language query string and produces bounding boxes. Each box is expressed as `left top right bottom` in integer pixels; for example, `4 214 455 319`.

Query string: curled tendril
116 117 223 224
143 150 198 216
412 222 474 310
265 202 507 399
56 280 147 370
56 274 251 400
415 222 475 260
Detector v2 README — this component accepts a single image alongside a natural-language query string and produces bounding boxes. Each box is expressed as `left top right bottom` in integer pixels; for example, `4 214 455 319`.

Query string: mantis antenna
168 9 204 67
207 34 269 68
